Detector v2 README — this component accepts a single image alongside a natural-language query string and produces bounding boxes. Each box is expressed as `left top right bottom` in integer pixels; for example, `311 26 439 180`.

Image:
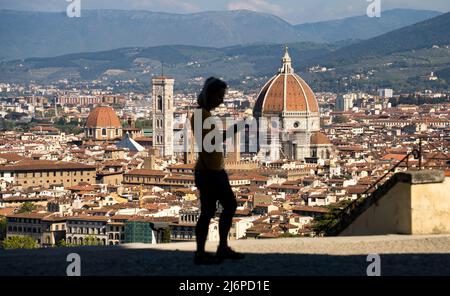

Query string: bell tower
152 76 174 157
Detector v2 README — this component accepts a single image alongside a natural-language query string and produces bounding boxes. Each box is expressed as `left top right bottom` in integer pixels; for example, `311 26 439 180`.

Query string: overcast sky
0 0 449 23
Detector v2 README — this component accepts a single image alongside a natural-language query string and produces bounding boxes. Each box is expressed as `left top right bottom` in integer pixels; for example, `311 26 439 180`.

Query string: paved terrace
0 234 449 276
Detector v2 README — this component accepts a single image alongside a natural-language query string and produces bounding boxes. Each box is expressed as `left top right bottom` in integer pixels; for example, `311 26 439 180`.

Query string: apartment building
0 160 96 188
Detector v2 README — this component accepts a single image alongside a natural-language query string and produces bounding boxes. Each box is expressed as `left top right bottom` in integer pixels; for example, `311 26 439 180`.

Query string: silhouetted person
191 77 245 265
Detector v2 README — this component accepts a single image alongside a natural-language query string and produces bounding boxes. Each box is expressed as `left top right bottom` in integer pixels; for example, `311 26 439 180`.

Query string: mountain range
0 8 442 61
294 8 441 43
0 9 449 93
310 11 450 66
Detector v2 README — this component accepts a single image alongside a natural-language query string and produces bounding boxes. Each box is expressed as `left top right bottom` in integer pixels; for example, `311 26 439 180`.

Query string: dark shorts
194 169 237 217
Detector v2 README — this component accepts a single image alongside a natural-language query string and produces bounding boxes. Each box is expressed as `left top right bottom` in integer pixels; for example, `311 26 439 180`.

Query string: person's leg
194 170 224 264
215 171 244 260
217 171 237 249
196 211 214 253
195 170 216 253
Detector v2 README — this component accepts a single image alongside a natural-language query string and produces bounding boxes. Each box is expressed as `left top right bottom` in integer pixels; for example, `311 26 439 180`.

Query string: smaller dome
85 106 121 128
310 131 331 145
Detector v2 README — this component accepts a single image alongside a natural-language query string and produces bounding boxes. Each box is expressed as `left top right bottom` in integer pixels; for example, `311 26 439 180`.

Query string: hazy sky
0 0 449 23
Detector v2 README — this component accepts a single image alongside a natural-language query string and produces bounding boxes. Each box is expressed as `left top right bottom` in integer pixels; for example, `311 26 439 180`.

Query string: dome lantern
279 45 294 74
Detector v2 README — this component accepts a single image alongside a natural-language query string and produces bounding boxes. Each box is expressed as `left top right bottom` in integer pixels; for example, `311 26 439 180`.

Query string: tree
5 111 27 121
279 232 301 238
54 117 83 135
161 228 171 243
17 202 37 214
311 199 354 236
57 239 76 247
3 236 38 249
133 119 152 129
0 118 14 131
83 235 101 246
332 115 349 124
0 217 6 240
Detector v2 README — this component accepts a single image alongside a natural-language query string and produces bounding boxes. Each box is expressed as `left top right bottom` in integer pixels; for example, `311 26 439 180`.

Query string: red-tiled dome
310 131 331 145
85 106 121 128
254 48 319 116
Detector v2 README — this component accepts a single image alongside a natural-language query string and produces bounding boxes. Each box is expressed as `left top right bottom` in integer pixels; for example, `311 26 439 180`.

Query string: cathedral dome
310 131 331 145
253 47 319 116
85 106 121 128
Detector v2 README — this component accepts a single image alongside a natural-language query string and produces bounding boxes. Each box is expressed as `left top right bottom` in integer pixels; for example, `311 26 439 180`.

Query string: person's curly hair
197 77 227 110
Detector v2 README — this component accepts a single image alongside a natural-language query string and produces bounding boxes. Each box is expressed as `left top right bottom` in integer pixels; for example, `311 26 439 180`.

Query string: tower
152 76 174 157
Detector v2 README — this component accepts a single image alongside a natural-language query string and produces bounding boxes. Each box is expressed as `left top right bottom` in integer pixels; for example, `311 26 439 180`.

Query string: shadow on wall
0 246 449 276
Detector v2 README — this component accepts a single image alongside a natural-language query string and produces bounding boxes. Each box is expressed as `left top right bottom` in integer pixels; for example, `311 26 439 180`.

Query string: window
157 95 163 111
102 128 107 136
